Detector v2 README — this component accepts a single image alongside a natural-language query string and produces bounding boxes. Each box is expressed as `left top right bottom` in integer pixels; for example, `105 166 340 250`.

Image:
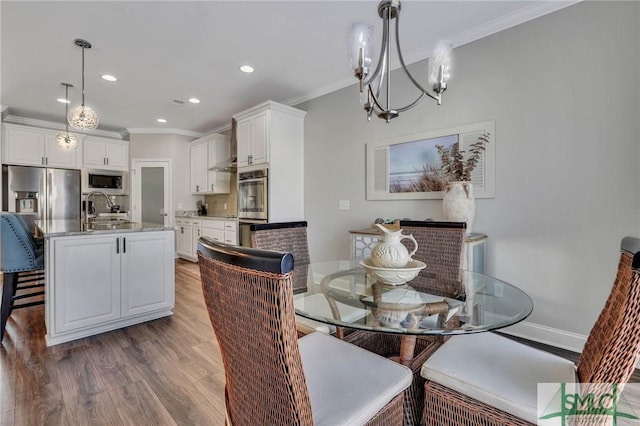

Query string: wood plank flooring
0 260 226 425
1 260 637 425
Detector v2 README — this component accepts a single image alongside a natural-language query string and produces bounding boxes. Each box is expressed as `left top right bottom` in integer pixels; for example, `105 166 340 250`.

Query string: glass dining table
294 261 533 366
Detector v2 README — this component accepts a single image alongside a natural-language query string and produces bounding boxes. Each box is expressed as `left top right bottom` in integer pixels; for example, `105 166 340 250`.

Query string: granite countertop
35 220 175 238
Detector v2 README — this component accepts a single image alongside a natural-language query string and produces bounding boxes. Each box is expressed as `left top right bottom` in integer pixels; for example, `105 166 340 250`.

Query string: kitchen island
36 220 175 346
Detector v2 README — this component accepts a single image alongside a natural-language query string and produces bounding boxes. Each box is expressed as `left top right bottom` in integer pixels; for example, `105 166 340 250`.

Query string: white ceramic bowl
359 258 427 286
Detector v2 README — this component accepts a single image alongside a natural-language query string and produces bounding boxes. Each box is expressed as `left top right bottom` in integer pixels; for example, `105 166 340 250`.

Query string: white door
131 159 171 226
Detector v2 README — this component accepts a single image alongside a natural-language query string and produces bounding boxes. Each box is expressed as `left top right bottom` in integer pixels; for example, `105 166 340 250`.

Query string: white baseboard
498 320 587 354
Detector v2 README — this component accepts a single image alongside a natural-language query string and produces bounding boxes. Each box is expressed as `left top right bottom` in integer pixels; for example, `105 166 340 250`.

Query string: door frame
131 159 172 226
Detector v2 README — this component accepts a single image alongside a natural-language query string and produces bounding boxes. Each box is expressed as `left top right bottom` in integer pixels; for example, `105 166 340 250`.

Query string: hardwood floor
0 260 226 425
1 260 637 425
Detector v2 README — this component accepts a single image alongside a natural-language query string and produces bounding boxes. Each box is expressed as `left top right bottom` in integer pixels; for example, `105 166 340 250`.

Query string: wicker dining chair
197 237 412 426
420 236 640 425
250 221 310 293
250 221 343 336
345 220 467 426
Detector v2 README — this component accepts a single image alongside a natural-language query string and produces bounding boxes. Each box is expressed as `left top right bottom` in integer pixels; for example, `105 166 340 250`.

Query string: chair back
577 236 640 387
1 213 43 273
250 221 310 293
197 237 314 425
399 220 467 297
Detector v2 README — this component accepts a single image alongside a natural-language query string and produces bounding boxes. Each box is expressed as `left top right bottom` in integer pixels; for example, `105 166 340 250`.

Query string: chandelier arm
362 15 390 87
394 12 433 97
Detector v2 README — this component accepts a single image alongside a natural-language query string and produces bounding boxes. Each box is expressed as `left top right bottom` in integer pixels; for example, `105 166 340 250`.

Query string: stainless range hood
209 118 238 171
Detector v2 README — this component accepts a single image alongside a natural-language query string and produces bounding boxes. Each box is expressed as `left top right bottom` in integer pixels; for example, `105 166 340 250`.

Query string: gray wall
299 1 640 349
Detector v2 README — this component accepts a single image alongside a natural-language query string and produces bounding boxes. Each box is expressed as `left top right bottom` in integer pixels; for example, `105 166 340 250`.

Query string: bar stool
0 213 45 341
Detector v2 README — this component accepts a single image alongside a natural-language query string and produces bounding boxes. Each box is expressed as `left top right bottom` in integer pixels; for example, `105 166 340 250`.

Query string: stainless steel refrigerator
2 165 81 232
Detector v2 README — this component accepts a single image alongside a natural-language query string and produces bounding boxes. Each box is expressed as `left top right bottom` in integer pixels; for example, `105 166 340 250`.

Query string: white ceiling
1 1 578 137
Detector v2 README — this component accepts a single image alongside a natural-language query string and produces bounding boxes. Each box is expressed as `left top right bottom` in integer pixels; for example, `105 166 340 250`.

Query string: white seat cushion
294 293 368 334
421 332 578 424
299 331 412 426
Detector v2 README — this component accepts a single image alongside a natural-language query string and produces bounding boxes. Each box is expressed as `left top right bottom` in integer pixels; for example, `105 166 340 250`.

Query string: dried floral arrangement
436 132 490 182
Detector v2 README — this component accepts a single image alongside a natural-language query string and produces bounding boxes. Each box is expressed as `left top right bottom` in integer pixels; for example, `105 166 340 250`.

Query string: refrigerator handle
46 170 53 222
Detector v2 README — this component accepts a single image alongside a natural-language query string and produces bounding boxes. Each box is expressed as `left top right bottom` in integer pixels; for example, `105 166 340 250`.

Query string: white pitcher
371 224 418 268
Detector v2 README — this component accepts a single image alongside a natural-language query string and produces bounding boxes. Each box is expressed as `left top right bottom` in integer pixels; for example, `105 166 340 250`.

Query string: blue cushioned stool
0 213 45 341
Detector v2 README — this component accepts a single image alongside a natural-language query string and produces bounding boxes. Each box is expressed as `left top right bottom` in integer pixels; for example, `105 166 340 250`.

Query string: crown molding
126 127 204 138
4 115 124 139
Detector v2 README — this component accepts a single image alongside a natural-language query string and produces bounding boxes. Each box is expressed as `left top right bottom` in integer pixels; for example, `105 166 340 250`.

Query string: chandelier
56 83 79 150
349 0 453 123
68 39 99 130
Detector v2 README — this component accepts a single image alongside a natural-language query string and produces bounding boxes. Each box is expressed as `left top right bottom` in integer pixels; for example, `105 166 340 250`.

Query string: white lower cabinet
175 217 237 262
46 231 175 345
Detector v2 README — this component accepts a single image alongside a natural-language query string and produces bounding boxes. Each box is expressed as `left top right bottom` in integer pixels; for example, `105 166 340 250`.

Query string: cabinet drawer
191 219 203 227
224 221 237 232
201 219 225 230
175 218 191 226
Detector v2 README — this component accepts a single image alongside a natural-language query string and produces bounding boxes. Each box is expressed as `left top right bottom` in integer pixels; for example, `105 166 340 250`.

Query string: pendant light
56 83 79 150
68 38 99 130
349 0 453 123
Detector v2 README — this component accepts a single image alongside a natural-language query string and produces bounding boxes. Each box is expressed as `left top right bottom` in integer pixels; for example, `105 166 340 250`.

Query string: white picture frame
366 121 495 200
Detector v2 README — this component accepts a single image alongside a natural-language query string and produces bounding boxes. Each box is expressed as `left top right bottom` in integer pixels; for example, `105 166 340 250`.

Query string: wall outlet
224 203 227 210
339 200 350 210
177 203 183 209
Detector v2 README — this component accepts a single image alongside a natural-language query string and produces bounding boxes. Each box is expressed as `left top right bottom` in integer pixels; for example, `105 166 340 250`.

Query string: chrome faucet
84 191 115 228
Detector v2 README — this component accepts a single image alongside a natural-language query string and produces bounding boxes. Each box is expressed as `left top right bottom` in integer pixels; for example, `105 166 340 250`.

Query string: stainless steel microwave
81 169 128 195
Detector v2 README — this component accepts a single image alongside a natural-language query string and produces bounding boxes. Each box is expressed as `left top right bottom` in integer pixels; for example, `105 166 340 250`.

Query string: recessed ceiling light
101 74 118 82
188 98 200 104
157 118 167 123
240 65 254 73
57 98 70 104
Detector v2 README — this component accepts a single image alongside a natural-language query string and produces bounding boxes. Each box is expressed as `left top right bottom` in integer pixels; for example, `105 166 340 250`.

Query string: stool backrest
1 213 40 272
197 237 314 425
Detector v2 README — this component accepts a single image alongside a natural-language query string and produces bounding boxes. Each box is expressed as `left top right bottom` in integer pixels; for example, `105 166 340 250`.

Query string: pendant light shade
68 39 99 130
56 83 79 150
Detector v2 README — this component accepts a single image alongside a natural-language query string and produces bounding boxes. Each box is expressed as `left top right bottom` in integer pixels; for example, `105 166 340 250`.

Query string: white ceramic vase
442 181 475 233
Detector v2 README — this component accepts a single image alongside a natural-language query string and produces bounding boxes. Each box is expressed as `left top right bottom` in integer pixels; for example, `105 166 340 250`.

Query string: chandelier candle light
56 83 79 150
68 38 99 130
349 0 453 122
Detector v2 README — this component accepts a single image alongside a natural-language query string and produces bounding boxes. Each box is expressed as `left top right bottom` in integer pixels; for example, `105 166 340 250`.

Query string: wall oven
238 169 268 221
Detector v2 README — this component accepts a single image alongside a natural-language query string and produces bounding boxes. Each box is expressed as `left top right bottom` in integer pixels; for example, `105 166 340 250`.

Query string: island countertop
35 219 175 238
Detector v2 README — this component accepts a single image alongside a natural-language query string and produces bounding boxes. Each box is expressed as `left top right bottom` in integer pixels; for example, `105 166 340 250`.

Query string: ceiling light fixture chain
349 0 453 123
56 83 79 150
68 38 99 130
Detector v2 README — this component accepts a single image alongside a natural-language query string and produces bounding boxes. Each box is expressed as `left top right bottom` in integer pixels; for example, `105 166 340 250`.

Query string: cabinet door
5 127 45 166
51 236 121 333
176 225 193 258
208 135 230 168
236 119 251 168
83 139 107 167
121 232 175 317
44 134 79 168
190 141 208 193
250 111 269 165
224 221 237 244
104 141 129 169
207 170 231 194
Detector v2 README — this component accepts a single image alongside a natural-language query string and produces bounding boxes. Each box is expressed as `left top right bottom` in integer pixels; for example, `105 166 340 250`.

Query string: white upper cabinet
190 134 231 194
236 111 268 168
83 137 129 170
2 124 80 169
